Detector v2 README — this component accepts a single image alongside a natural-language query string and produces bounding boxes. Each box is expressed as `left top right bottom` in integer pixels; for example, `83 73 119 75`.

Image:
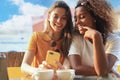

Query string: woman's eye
80 15 85 19
53 15 58 19
61 16 67 20
74 15 85 22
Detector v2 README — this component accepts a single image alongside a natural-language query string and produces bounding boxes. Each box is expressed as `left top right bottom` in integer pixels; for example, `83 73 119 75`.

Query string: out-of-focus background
0 0 120 52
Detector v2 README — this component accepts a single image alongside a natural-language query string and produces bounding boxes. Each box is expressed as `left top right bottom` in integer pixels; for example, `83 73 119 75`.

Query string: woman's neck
53 32 62 41
47 31 62 41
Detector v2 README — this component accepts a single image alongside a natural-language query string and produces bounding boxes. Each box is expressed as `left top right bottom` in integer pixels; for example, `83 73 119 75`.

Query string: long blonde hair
44 1 73 57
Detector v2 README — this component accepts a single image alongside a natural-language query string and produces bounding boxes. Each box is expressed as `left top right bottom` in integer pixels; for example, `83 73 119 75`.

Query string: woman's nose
57 18 61 23
75 19 83 26
75 19 80 25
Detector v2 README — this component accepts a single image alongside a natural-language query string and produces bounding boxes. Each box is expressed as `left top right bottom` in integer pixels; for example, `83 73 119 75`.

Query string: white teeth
55 23 61 26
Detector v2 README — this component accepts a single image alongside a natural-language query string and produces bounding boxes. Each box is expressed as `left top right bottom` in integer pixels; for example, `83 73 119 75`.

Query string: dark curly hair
75 0 115 44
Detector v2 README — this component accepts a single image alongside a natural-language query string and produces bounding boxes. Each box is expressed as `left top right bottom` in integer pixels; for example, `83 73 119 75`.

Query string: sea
0 34 31 52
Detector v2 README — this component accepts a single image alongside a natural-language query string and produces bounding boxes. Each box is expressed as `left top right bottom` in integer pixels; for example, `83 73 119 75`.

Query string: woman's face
48 8 67 32
74 6 96 29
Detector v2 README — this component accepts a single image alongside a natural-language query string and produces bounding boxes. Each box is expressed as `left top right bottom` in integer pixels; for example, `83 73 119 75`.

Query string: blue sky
0 0 120 34
0 0 120 22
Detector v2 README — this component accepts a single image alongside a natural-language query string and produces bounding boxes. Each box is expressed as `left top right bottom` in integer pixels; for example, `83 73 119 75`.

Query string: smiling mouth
55 23 62 27
55 24 62 28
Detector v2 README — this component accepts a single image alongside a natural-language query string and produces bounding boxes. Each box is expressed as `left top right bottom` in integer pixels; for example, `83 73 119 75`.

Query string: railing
1 52 24 67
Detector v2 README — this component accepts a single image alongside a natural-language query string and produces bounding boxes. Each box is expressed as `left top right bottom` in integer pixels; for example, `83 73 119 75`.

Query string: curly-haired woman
68 0 120 77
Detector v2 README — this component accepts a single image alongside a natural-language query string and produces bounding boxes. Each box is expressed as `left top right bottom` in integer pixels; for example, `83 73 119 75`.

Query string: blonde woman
21 1 73 79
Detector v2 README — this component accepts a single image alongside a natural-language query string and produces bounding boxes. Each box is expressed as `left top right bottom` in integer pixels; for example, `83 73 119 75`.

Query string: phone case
46 50 60 68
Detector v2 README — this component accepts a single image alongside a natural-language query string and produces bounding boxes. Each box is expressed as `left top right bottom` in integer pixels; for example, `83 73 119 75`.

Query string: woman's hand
39 61 53 69
55 61 64 70
38 61 63 80
78 26 101 41
39 61 64 70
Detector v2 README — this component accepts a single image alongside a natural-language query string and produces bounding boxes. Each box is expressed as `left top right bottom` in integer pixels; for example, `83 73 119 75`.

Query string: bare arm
92 32 108 76
91 31 118 76
21 50 38 75
68 54 97 76
80 27 109 76
68 54 117 76
69 27 118 76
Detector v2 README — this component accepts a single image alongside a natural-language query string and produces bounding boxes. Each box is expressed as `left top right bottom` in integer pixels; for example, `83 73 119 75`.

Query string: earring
94 20 96 23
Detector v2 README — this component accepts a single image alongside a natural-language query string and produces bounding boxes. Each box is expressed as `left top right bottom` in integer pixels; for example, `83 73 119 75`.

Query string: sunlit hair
75 0 115 44
44 1 73 57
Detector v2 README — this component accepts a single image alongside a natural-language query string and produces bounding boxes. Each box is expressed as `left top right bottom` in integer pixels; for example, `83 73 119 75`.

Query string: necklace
50 40 56 47
44 32 62 48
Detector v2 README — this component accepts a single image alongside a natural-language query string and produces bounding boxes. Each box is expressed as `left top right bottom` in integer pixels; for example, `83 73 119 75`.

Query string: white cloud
1 0 78 35
10 0 47 16
0 15 32 34
19 3 47 16
0 0 48 35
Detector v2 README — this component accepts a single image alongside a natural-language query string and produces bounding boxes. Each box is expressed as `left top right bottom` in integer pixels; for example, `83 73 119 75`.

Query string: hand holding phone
46 50 60 69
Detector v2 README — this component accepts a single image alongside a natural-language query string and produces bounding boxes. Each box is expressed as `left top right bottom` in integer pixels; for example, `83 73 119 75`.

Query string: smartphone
46 50 60 68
